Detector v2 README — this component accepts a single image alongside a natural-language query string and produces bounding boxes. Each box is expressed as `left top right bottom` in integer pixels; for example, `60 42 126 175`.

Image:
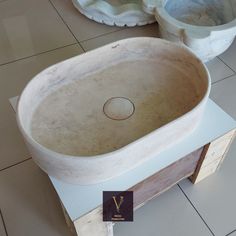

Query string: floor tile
210 74 236 119
0 44 83 170
177 74 236 236
50 0 121 42
0 0 76 65
0 103 29 170
206 57 234 84
114 185 212 236
0 214 6 236
81 23 159 51
179 138 236 236
228 230 236 236
0 160 72 236
219 39 236 72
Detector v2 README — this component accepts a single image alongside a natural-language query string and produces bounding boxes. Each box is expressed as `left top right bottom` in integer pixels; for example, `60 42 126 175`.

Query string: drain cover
103 97 135 120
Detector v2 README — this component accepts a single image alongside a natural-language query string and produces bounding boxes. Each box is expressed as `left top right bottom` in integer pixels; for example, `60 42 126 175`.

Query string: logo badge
103 191 133 222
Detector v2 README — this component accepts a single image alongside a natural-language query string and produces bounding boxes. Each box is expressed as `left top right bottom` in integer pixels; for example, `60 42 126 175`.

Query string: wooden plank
191 159 221 183
189 144 210 183
61 204 114 236
190 129 236 184
217 129 236 169
73 207 113 236
204 130 235 162
129 148 203 209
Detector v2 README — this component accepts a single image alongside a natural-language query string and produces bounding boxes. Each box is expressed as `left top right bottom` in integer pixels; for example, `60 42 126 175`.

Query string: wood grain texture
129 148 203 209
189 144 210 183
74 207 113 236
190 129 236 183
217 129 236 169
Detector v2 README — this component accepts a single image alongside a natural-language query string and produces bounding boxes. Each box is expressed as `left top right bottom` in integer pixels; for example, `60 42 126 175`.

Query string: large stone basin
143 0 236 61
16 38 210 184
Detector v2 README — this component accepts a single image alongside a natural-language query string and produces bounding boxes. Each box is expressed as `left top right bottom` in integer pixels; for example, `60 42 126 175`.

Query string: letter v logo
112 195 124 213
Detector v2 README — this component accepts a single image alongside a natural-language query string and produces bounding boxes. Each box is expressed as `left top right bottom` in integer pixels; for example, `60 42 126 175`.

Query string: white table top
48 100 236 220
9 97 236 220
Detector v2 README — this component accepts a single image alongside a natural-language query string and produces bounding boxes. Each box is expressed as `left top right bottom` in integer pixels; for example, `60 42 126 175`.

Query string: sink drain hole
103 97 135 121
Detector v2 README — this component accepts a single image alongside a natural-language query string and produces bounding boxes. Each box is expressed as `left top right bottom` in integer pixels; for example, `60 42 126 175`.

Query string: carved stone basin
16 38 210 184
143 0 236 61
72 0 155 26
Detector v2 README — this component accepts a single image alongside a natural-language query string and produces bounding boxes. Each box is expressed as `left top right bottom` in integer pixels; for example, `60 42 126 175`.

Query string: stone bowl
143 0 236 61
72 0 155 27
16 37 211 185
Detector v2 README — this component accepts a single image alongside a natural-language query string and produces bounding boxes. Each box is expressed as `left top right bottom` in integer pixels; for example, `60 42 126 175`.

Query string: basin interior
20 40 209 157
164 0 236 26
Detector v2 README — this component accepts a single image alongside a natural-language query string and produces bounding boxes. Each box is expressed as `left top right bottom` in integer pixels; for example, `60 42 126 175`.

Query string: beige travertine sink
16 37 210 184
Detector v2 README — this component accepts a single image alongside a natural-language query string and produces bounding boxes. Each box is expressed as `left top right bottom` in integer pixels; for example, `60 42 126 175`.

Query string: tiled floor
0 0 76 65
114 185 212 236
0 1 236 236
0 44 83 170
0 212 7 236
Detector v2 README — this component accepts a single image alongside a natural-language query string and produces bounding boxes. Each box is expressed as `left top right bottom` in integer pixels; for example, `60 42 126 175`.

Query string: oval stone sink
17 38 210 184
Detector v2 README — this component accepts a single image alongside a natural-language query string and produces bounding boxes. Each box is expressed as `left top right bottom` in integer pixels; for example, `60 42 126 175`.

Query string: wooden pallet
59 129 235 236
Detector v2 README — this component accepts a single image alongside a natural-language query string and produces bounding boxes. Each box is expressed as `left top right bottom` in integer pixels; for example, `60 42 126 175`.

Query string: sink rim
157 0 236 33
16 37 211 161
